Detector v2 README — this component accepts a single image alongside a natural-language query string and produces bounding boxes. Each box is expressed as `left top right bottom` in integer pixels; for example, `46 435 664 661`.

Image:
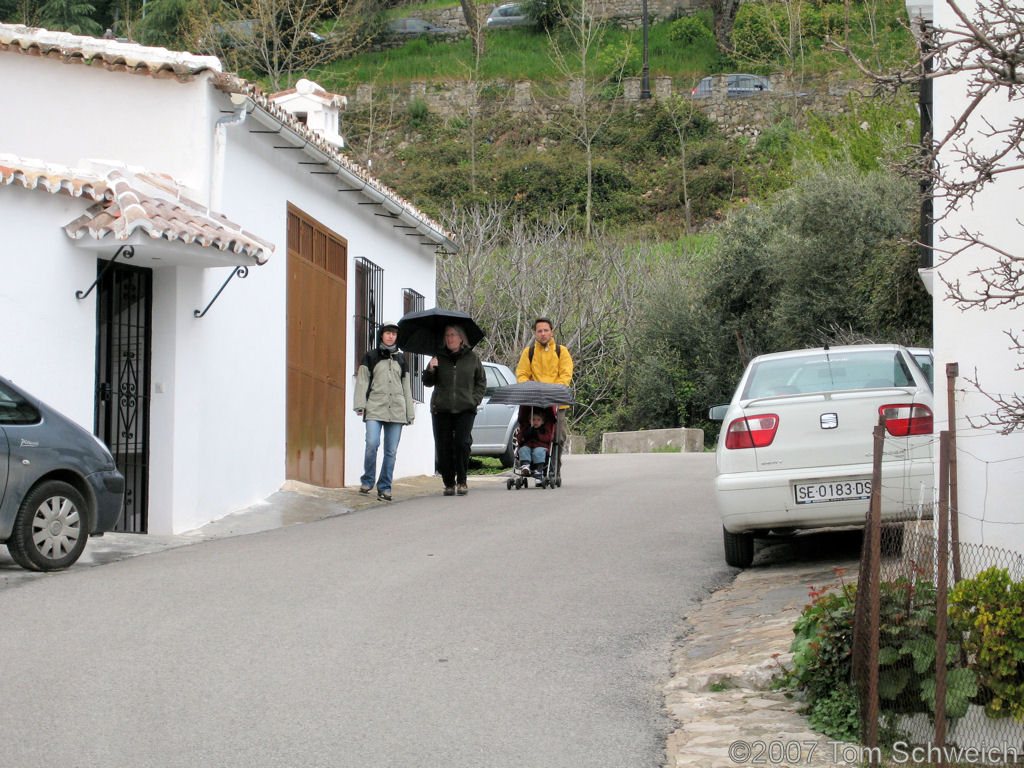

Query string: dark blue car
0 376 124 571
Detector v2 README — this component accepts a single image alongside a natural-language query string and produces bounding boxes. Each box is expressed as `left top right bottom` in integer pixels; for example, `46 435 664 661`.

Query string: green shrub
786 571 978 741
807 682 861 741
949 567 1024 721
668 14 714 47
596 38 641 79
732 4 786 62
407 98 430 125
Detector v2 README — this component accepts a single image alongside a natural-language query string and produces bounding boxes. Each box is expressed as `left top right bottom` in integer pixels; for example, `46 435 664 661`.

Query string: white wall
2 56 439 535
932 0 1024 554
0 189 99 426
214 113 439 514
2 56 214 201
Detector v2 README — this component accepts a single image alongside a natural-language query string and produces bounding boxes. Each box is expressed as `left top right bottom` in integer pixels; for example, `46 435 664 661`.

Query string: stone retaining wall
601 427 704 453
411 0 698 31
347 74 866 140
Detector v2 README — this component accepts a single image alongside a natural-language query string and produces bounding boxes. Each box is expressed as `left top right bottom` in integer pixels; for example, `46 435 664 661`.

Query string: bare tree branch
831 1 1024 430
436 203 666 428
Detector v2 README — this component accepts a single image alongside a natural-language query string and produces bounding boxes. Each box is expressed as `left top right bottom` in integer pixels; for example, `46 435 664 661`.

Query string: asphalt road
0 453 731 768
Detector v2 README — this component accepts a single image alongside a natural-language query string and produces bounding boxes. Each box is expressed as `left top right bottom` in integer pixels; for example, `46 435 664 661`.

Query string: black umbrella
397 308 485 356
487 381 575 408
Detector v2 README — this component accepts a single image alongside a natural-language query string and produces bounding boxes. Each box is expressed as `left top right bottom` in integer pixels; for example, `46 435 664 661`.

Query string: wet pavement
0 472 859 766
0 474 451 589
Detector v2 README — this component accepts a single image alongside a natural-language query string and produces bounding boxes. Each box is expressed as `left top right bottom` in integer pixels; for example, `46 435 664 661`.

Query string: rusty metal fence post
934 431 951 764
946 363 961 583
854 419 886 762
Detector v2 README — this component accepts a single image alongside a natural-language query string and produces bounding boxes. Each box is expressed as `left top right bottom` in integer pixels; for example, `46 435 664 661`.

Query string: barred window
403 288 426 402
354 258 383 368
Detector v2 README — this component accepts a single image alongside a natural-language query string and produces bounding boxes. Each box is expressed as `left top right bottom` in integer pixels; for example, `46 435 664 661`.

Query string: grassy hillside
315 2 915 90
323 1 918 236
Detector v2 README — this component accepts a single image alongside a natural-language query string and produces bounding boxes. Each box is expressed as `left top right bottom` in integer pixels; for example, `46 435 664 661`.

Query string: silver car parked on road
486 3 535 27
471 362 519 467
0 376 124 571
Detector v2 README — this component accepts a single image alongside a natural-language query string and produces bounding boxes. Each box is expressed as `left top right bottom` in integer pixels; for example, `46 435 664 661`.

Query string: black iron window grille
355 257 383 368
403 288 426 402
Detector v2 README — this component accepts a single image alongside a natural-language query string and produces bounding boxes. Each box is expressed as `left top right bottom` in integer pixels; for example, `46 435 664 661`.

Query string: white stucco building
908 0 1024 555
0 25 454 534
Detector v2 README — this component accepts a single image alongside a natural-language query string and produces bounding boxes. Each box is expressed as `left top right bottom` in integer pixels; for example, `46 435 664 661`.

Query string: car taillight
724 414 779 449
879 404 933 436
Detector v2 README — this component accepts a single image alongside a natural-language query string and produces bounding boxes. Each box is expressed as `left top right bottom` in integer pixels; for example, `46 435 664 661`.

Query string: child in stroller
507 406 557 489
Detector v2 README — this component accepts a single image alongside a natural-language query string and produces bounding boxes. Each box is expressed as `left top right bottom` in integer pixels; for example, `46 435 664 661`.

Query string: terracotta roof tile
0 155 273 264
0 23 221 80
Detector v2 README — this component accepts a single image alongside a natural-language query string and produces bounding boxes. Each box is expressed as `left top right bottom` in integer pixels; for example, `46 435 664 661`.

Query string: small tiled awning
0 155 274 266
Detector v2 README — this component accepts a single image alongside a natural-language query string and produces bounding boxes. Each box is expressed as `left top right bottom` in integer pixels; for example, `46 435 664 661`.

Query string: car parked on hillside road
0 376 124 571
692 73 772 98
709 345 934 568
486 3 535 27
471 362 519 467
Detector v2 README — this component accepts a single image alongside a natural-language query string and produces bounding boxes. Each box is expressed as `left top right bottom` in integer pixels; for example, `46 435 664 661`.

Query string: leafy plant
807 682 860 741
949 567 1024 721
667 14 714 47
785 568 980 741
407 97 430 125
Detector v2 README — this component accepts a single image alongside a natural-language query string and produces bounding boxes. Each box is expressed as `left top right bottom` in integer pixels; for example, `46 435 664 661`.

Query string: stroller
486 380 574 491
506 405 562 490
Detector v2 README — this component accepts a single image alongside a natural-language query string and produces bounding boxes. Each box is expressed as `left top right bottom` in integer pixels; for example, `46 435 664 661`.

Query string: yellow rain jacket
515 341 574 390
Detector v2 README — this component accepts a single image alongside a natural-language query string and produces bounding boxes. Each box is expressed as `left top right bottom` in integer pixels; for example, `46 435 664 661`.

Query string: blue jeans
518 446 547 466
361 420 404 493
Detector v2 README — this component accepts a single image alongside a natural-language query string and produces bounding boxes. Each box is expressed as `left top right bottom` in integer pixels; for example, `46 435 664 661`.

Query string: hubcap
32 496 81 560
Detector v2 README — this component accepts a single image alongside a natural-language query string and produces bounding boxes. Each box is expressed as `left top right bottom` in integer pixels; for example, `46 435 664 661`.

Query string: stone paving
664 560 860 768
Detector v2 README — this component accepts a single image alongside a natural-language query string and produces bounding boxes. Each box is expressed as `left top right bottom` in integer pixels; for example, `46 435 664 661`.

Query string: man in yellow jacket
515 317 574 452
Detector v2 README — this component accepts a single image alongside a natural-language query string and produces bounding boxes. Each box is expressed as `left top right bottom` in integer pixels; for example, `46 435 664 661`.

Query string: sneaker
456 483 468 496
377 490 392 502
443 486 456 497
520 466 531 477
359 485 372 494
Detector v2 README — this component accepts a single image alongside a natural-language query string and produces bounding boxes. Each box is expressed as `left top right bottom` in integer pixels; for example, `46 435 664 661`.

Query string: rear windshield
742 350 916 399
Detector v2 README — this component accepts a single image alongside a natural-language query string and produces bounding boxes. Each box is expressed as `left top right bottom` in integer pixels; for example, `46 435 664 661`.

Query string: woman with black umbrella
423 325 486 496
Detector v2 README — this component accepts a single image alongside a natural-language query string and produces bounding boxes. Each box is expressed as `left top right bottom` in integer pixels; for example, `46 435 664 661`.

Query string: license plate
794 479 871 504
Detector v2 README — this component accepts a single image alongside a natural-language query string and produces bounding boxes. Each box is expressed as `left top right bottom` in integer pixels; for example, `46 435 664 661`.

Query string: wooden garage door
286 205 347 487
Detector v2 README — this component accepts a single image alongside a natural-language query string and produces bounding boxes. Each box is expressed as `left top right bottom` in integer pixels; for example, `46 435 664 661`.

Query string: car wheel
723 527 754 568
499 436 515 469
7 481 89 572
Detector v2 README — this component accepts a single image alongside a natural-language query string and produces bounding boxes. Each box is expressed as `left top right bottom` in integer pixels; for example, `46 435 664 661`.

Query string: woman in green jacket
354 322 415 502
423 324 486 496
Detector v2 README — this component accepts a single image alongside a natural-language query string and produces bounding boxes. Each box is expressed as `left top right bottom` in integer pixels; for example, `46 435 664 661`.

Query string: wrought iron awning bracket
75 244 134 300
193 265 249 319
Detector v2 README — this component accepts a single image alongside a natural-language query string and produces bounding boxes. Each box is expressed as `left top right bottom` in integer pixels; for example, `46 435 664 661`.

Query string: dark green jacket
423 347 486 414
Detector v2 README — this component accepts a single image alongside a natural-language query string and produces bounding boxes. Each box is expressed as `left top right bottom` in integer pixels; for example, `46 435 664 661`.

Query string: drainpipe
209 99 249 214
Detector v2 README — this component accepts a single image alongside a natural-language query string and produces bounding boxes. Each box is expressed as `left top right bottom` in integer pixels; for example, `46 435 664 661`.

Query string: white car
709 344 934 568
